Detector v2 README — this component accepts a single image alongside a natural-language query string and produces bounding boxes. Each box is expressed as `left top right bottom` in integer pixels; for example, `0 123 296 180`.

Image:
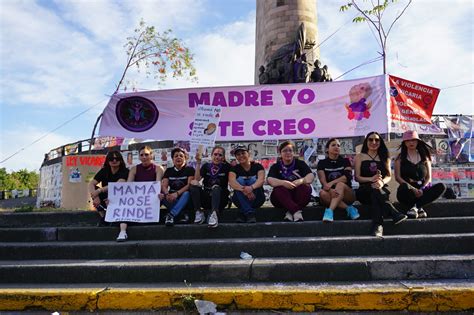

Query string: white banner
105 182 161 223
99 75 389 140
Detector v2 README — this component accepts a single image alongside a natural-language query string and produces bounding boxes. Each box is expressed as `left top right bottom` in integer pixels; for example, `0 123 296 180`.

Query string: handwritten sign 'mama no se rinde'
105 182 161 223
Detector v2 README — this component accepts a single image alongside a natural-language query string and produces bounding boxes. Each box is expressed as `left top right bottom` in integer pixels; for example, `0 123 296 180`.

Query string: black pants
397 183 446 209
356 185 402 225
190 185 229 213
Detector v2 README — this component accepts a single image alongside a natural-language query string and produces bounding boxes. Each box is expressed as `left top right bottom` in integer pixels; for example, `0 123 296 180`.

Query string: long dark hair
325 138 339 156
361 132 389 173
399 140 432 163
102 150 127 177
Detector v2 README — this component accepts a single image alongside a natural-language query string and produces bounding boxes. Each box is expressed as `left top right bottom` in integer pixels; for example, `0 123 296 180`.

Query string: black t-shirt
400 159 428 188
268 158 311 181
93 167 129 200
317 157 352 187
163 165 195 192
201 162 230 190
230 162 264 179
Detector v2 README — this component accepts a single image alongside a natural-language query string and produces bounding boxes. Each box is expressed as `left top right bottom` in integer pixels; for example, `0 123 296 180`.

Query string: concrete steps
0 255 472 283
1 216 474 242
0 200 473 312
1 199 473 227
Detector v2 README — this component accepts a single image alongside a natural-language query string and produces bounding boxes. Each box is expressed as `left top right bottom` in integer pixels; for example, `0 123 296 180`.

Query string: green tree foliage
340 0 412 73
0 168 39 191
117 19 198 92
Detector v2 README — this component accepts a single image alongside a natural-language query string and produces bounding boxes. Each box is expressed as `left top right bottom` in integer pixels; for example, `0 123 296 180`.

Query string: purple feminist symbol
116 96 159 132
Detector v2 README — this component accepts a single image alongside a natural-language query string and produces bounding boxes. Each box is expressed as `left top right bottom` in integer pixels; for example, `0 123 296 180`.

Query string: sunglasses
368 137 380 143
213 153 224 157
281 149 294 153
109 157 119 162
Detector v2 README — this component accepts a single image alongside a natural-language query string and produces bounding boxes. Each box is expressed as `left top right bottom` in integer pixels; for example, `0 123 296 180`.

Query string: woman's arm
253 169 265 189
155 164 165 181
381 159 392 185
228 171 243 191
194 152 202 182
423 160 432 187
394 158 408 185
127 166 137 182
88 179 100 198
267 176 295 188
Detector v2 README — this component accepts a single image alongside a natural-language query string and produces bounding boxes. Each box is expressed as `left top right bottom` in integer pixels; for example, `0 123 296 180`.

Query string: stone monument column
255 0 319 84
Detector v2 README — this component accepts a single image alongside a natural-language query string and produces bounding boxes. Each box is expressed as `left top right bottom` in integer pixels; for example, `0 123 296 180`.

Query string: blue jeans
162 191 190 217
232 176 265 215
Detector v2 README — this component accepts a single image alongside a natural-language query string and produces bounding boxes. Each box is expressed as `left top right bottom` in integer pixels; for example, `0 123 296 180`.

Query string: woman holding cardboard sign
118 146 164 242
88 150 129 226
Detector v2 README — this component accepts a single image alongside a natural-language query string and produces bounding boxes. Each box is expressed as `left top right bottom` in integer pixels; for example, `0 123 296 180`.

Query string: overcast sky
1 0 472 171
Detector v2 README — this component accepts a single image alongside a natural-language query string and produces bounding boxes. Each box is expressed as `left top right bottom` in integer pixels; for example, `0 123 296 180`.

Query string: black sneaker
236 213 246 223
372 224 383 237
246 213 257 223
178 214 190 224
165 213 174 226
393 212 408 225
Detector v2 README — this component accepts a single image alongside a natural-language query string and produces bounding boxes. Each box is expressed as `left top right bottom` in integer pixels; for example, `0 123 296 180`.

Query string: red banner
389 75 440 124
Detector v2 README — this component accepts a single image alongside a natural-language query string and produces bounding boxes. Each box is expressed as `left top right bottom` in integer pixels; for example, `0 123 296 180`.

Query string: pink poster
99 75 389 141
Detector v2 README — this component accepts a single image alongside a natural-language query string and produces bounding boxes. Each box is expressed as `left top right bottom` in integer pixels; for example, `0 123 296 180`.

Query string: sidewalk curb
1 284 473 312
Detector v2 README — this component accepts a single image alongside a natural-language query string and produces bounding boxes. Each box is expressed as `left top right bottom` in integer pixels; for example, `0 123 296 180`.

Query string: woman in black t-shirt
354 132 407 237
88 151 129 226
394 130 445 218
267 141 314 222
160 147 195 226
190 146 230 228
229 145 265 223
317 138 359 222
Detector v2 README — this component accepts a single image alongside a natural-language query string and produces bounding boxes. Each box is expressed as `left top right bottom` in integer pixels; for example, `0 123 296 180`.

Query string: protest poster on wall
105 182 161 223
388 75 442 134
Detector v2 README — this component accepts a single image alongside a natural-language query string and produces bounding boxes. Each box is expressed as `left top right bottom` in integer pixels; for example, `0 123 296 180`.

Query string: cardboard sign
190 105 222 147
105 182 161 223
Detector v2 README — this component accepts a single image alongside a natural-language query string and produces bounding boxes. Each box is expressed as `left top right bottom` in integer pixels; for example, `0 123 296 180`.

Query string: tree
116 19 198 92
0 168 39 191
340 0 412 74
90 19 198 147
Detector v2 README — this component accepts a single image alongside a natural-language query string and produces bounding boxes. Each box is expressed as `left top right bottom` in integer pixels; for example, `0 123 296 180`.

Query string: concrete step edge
1 254 473 266
0 280 473 312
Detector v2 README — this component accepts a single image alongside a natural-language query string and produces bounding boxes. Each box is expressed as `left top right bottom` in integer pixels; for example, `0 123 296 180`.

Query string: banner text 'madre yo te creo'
98 75 390 140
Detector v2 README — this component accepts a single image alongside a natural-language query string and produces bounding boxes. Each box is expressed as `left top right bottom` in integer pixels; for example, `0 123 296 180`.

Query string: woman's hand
414 189 423 198
292 178 305 187
195 151 202 164
159 193 165 201
371 179 384 190
166 192 178 202
282 180 297 190
92 196 101 207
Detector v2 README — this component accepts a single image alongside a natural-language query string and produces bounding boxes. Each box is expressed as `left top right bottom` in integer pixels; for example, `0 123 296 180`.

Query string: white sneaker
284 211 294 222
116 230 128 242
293 210 304 222
194 210 205 224
208 211 218 228
407 206 418 219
